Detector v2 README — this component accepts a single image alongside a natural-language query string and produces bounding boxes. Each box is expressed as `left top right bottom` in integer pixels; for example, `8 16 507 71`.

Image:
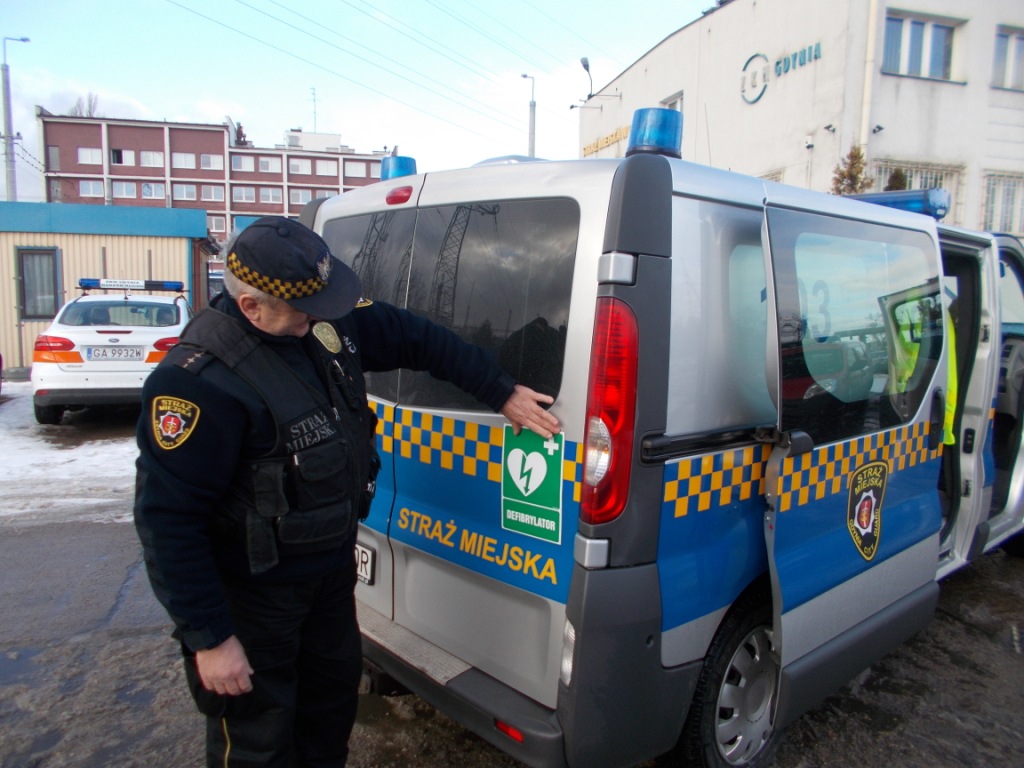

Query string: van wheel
1003 533 1024 557
671 592 779 768
34 403 64 425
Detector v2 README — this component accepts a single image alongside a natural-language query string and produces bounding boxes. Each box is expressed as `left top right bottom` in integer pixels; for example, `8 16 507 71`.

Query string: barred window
983 174 1024 236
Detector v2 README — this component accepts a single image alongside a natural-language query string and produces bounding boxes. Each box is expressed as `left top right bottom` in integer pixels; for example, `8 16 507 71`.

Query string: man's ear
236 292 261 322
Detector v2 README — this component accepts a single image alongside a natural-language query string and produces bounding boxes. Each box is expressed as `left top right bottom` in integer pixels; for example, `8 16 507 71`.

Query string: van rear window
323 198 579 408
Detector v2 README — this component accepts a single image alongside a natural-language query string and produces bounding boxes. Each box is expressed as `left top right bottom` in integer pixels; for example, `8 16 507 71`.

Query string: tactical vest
177 309 379 574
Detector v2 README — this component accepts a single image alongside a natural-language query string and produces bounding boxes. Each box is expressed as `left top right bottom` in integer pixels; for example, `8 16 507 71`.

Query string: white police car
31 279 192 424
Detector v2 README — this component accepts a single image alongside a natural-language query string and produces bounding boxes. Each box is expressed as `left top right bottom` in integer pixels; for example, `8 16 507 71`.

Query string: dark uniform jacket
134 294 516 652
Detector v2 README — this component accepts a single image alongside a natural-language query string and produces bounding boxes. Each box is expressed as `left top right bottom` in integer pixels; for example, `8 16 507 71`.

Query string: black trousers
184 556 362 768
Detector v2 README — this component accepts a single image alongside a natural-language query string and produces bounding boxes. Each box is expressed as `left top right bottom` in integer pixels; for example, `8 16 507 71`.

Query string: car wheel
34 403 65 425
669 589 779 768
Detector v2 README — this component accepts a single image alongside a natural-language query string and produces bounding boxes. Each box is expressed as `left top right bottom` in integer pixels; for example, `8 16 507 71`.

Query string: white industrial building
577 0 1024 235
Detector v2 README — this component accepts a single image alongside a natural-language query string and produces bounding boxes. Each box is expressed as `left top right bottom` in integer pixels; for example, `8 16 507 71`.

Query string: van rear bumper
359 602 568 768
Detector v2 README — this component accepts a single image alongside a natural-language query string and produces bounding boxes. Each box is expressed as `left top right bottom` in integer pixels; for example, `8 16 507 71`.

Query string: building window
289 158 312 175
233 186 256 202
872 160 964 223
201 153 224 170
315 189 333 199
232 155 255 172
661 90 684 113
18 247 61 320
260 187 283 204
110 148 135 166
208 215 226 233
346 160 366 178
112 181 137 198
172 152 196 169
173 183 197 200
290 188 312 205
983 173 1024 236
142 183 165 199
316 159 338 176
882 15 958 80
201 185 225 202
993 28 1024 90
259 156 282 173
140 150 164 167
79 180 103 197
78 147 102 165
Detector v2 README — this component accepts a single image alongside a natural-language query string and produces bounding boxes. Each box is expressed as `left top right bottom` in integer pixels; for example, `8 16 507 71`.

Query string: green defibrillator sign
501 426 563 544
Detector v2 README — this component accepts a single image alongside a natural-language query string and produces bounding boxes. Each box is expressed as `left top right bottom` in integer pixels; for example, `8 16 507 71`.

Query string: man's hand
500 384 560 438
196 635 254 696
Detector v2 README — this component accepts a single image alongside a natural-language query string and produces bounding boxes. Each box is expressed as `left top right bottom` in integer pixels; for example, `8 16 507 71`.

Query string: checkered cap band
227 249 326 301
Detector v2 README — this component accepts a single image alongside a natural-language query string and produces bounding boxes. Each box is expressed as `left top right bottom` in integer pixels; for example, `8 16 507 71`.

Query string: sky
2 0 711 202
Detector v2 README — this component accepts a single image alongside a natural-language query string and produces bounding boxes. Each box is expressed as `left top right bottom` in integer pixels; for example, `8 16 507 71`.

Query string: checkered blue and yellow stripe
370 401 585 500
664 421 941 516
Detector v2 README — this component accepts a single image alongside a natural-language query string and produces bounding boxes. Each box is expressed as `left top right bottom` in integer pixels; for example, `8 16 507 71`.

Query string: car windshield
60 301 178 328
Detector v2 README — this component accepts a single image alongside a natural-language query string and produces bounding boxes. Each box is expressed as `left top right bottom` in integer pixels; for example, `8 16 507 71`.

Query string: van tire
1003 532 1024 557
34 403 64 425
670 590 778 768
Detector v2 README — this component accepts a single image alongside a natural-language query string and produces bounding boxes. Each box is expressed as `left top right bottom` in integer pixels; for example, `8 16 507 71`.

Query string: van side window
768 208 940 445
666 198 775 435
323 199 578 409
999 256 1024 328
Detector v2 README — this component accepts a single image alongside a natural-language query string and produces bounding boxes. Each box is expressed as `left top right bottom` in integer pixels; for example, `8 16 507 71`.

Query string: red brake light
581 298 638 525
386 185 414 205
34 335 75 352
154 337 179 352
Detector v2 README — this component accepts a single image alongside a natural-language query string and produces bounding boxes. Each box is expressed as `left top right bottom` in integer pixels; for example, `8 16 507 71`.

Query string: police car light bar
626 108 683 159
381 156 417 180
848 188 950 221
78 278 186 292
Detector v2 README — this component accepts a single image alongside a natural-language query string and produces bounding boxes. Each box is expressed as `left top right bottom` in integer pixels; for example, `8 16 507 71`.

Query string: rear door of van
318 161 620 708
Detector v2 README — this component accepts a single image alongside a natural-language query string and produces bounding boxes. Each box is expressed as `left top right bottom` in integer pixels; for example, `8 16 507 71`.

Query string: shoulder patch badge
355 298 374 308
847 460 887 560
151 396 201 450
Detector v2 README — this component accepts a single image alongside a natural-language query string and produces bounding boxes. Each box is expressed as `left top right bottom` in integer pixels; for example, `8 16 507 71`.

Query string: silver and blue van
301 109 1024 768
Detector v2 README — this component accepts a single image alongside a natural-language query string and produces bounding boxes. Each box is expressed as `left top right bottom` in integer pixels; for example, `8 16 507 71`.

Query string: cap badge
317 253 332 284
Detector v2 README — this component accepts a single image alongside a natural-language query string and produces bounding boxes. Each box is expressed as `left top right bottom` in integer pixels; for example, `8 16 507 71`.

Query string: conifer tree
830 145 875 195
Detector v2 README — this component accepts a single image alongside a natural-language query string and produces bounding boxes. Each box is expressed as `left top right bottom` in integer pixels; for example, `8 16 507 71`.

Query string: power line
231 0 523 130
233 0 524 129
163 0 515 142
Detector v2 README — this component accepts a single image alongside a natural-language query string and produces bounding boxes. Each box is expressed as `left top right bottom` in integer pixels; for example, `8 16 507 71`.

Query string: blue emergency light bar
381 156 417 180
626 108 683 159
79 278 185 292
848 188 950 221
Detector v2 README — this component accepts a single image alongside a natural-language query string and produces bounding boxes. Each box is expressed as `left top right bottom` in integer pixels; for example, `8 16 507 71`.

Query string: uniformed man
134 216 559 768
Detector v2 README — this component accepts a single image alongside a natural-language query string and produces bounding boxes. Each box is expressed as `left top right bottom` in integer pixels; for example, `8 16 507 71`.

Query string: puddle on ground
0 648 44 686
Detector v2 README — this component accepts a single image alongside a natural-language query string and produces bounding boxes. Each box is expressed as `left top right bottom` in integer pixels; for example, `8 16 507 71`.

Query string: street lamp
3 36 30 202
521 74 535 158
580 57 593 100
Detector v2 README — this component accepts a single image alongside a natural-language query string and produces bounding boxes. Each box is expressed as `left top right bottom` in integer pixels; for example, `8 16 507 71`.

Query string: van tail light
581 297 638 525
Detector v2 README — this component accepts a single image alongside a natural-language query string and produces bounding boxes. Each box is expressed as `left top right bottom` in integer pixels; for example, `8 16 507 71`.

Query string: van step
357 600 471 685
